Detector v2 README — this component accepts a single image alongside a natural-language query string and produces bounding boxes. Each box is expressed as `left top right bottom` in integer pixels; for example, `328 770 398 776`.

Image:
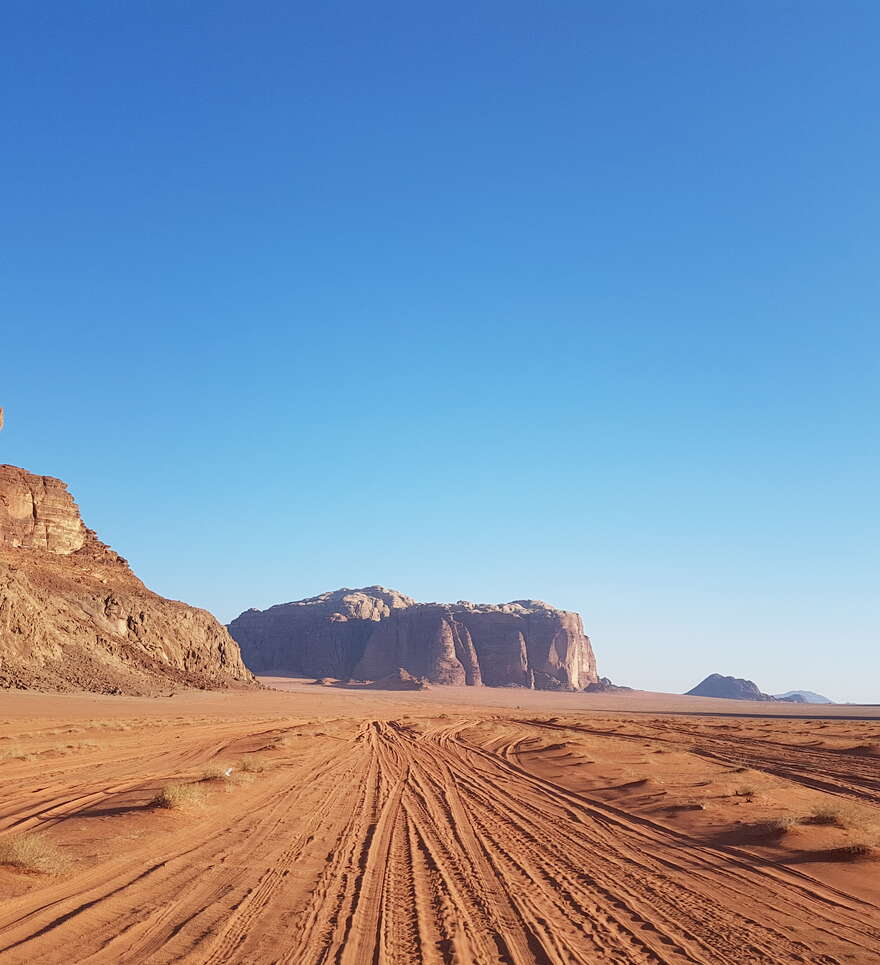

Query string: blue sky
2 2 878 701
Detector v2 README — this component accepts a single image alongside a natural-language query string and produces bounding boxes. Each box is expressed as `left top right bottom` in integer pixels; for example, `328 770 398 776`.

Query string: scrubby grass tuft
151 783 204 809
807 805 851 827
0 744 32 761
0 833 70 873
761 816 796 836
200 764 232 782
824 842 875 861
238 755 267 773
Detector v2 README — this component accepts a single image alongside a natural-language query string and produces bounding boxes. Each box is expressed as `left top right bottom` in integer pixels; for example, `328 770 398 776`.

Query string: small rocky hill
774 690 833 704
0 464 254 694
685 674 773 701
229 586 598 691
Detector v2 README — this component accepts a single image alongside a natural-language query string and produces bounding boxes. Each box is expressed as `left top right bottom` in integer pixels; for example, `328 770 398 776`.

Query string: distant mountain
685 674 773 701
774 690 833 704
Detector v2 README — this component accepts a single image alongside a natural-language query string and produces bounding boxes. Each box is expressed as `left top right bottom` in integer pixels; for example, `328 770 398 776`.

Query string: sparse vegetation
151 783 204 809
200 764 231 782
735 785 757 801
807 805 849 827
823 843 875 861
239 755 267 773
760 816 796 836
0 744 30 761
0 833 70 874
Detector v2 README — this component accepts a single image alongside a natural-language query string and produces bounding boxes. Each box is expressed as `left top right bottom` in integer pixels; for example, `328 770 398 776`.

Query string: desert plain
0 680 878 964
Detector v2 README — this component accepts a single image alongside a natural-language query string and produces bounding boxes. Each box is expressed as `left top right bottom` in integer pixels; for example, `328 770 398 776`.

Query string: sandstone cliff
229 587 598 690
0 465 254 693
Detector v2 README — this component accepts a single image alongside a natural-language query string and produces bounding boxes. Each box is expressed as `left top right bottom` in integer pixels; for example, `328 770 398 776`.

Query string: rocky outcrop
685 674 773 701
774 690 832 704
0 464 255 694
0 465 91 555
368 668 430 691
229 587 598 691
584 676 632 694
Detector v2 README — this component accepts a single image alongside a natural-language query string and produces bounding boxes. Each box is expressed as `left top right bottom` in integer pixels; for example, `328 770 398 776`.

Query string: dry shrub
200 764 232 782
61 741 102 754
0 833 70 874
735 785 757 801
823 842 875 861
238 755 267 773
0 744 32 761
151 783 204 810
760 816 796 836
807 804 853 827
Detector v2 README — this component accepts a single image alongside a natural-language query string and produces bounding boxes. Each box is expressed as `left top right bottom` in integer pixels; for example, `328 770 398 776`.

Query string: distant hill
685 674 772 701
774 690 833 704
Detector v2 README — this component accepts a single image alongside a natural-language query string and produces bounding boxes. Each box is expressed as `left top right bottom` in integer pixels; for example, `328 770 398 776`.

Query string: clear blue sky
3 2 878 701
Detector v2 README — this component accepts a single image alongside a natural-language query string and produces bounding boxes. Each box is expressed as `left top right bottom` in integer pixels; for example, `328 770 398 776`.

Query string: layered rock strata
229 586 598 690
0 464 254 693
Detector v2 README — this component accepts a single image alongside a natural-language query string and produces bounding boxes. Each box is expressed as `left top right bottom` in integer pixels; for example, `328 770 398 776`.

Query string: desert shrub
151 783 204 809
238 755 266 773
0 833 70 873
824 843 875 860
760 816 796 836
735 785 757 801
200 764 232 782
808 805 849 827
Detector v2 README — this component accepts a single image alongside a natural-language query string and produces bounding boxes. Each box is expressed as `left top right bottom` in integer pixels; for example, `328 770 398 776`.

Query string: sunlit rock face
0 464 255 694
0 465 89 554
229 588 599 691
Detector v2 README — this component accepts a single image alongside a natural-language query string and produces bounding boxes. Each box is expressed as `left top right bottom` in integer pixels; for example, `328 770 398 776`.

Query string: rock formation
774 690 833 704
0 464 254 693
685 674 773 701
584 676 632 694
228 586 598 690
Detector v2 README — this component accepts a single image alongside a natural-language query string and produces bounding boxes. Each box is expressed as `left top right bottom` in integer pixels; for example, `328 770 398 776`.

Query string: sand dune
0 683 877 963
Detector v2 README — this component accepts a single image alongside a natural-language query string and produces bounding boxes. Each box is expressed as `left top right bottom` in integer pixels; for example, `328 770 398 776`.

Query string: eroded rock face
229 587 598 691
0 465 89 554
0 465 254 694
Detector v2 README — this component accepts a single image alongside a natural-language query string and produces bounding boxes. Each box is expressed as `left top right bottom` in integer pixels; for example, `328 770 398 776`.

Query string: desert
1 462 879 962
4 3 879 961
0 682 879 963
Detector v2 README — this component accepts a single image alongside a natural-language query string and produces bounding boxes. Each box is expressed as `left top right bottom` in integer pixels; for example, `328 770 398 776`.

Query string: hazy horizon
3 3 878 702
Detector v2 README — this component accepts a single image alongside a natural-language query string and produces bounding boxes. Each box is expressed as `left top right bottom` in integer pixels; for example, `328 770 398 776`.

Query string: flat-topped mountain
229 586 598 690
0 464 254 693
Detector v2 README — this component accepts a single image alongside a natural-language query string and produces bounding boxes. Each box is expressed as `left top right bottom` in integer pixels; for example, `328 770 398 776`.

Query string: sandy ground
0 680 878 963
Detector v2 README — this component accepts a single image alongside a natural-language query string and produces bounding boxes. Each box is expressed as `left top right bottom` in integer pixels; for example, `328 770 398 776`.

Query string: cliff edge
0 465 254 694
